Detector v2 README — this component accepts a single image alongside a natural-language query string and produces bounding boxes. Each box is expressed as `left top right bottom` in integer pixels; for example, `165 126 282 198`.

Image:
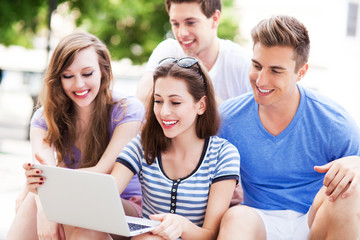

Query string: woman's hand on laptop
149 213 190 240
23 162 45 194
23 154 47 194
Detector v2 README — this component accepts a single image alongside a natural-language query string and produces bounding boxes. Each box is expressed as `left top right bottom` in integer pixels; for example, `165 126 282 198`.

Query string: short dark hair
141 59 220 165
251 15 310 72
165 0 222 18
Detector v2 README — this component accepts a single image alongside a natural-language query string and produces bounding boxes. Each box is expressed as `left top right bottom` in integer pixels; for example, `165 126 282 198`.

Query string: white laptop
33 164 159 237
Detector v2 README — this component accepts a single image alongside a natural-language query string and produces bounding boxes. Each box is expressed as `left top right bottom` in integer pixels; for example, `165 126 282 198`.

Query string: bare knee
132 232 163 240
309 186 360 240
218 206 266 240
6 193 38 240
67 227 112 240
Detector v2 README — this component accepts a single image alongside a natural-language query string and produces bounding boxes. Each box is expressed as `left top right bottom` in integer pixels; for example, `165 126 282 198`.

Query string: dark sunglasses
158 57 207 89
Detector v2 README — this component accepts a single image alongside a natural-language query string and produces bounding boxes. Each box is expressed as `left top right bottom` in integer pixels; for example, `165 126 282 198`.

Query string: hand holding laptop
23 153 47 194
24 163 159 237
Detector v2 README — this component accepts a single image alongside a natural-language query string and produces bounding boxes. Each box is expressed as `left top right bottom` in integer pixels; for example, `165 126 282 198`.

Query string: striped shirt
117 135 240 226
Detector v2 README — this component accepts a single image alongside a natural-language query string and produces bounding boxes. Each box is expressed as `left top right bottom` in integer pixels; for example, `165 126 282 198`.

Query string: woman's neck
74 105 93 147
162 132 205 180
75 103 93 126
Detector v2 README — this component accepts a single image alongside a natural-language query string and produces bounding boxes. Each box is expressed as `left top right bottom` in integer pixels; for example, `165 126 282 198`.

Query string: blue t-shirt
117 135 240 226
219 84 360 213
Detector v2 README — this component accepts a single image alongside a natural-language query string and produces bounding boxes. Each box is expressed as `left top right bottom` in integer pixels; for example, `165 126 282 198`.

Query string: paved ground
0 90 33 240
0 139 31 240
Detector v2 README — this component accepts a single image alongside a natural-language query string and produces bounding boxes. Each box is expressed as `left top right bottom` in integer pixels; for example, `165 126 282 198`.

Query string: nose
178 24 189 37
74 74 85 88
160 102 171 116
255 69 268 86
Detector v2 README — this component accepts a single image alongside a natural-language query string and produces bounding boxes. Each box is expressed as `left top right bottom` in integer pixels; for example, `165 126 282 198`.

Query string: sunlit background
0 0 359 238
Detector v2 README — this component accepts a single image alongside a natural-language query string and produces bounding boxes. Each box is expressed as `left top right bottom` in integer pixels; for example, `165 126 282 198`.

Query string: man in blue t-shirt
217 15 360 240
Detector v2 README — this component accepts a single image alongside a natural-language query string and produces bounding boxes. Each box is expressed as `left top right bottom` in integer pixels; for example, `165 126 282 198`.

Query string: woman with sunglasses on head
25 57 240 240
7 32 145 240
115 57 239 240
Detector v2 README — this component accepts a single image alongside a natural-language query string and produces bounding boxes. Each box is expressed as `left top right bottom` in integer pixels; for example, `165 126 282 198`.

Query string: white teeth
74 90 89 96
182 40 193 44
163 120 178 126
258 87 272 93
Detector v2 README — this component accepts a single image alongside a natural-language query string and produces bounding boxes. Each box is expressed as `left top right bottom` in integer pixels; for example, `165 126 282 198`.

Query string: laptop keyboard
128 222 151 231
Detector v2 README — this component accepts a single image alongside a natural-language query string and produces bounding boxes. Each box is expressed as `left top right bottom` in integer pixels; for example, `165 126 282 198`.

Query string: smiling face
249 43 308 110
153 76 205 139
169 2 218 58
61 46 101 111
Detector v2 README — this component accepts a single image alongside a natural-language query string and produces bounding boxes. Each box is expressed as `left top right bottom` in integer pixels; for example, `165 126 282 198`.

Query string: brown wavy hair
38 32 116 168
141 59 220 165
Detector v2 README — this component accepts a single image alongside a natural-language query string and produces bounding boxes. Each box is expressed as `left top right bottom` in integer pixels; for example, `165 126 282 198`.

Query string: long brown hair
38 32 115 168
141 59 220 165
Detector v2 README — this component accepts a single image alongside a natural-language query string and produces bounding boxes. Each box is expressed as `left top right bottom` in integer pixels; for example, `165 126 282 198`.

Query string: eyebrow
170 17 199 22
251 59 287 71
154 93 183 98
63 66 95 72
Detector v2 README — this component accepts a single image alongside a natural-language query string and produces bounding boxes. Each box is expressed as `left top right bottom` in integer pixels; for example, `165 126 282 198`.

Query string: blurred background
0 0 359 239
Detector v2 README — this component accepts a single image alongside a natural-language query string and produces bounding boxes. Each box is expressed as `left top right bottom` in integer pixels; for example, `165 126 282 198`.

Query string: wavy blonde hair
38 32 116 168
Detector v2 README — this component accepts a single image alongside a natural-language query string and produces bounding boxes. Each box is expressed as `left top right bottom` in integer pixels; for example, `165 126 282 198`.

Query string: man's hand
314 155 360 201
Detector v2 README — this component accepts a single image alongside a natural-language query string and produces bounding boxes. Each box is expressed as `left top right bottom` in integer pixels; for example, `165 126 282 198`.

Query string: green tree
0 0 50 48
0 0 240 64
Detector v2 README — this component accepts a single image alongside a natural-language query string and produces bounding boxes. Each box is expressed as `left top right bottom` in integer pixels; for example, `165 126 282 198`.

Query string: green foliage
0 0 51 47
0 0 239 64
71 0 169 64
218 10 240 43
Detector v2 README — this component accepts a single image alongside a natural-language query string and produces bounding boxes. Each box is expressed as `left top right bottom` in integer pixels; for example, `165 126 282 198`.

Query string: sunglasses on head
158 57 199 68
157 57 207 89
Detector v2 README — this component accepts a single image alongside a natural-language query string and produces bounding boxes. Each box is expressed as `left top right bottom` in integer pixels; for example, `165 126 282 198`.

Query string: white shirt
146 38 252 100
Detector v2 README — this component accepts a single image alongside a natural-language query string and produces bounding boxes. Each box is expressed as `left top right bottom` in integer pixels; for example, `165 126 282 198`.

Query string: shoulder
209 136 239 153
218 39 252 62
207 136 240 180
30 106 47 130
151 38 183 57
300 85 359 134
110 91 145 122
112 92 143 110
122 134 144 155
301 85 352 121
219 92 254 117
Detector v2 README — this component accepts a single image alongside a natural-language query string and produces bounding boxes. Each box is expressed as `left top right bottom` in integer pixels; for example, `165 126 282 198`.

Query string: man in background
136 0 252 106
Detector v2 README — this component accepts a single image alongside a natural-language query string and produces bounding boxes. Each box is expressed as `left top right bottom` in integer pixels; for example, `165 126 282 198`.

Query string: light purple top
30 92 145 199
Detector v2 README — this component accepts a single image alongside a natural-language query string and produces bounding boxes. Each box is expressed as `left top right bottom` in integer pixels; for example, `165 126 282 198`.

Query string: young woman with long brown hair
7 32 144 240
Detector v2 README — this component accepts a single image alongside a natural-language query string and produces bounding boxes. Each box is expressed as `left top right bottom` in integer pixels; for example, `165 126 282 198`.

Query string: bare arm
111 161 136 194
21 128 66 239
150 179 236 240
82 120 142 174
30 127 57 165
184 179 236 240
135 71 154 106
30 119 141 174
